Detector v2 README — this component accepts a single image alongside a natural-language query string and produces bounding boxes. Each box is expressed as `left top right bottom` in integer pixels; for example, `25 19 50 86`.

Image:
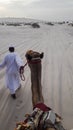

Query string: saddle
14 103 65 130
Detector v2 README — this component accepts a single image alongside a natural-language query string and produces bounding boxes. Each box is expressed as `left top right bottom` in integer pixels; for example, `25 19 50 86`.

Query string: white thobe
0 52 24 94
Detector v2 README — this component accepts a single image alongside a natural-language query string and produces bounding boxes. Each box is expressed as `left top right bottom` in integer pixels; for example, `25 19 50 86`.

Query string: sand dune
0 18 73 130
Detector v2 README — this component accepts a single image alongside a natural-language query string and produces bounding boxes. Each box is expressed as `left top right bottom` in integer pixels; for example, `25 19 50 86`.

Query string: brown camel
14 50 65 130
25 50 44 107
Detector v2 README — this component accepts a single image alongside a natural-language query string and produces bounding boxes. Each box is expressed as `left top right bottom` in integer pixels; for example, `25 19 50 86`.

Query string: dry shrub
31 23 40 28
68 23 73 27
6 22 21 26
58 22 65 24
24 23 32 26
46 22 54 26
0 23 4 25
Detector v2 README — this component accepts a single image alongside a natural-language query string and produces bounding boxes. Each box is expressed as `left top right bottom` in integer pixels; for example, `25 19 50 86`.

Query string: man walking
0 45 24 99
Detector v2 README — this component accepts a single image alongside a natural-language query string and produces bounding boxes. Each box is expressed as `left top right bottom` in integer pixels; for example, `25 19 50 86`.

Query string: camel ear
40 52 44 59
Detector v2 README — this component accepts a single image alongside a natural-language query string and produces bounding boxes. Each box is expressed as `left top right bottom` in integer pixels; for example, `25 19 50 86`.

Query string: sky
0 0 73 21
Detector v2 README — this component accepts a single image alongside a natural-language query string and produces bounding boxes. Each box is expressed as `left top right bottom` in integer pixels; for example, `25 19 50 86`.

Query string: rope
20 73 25 81
20 62 28 81
19 59 41 81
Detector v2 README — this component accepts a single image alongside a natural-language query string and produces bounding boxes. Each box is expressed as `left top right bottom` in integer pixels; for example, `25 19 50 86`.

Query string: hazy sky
0 0 73 21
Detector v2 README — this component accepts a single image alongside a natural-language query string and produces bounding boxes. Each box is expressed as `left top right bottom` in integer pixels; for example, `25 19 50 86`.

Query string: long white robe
0 52 24 94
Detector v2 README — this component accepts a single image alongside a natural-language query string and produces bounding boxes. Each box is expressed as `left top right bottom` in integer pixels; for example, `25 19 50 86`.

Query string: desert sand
0 18 73 130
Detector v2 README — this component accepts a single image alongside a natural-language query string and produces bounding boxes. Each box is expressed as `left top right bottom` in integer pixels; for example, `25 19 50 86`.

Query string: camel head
25 50 44 61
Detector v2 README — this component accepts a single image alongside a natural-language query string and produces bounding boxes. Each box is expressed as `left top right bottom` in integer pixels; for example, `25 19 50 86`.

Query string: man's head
9 46 15 52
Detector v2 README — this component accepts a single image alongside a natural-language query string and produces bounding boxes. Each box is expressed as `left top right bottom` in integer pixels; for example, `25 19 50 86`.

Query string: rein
20 58 41 81
20 62 27 81
20 72 25 81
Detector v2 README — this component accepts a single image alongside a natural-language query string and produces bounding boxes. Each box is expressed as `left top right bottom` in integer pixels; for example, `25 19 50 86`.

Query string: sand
0 18 73 130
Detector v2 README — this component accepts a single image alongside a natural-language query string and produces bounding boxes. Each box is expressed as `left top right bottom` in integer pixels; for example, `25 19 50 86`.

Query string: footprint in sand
16 100 23 107
15 116 18 119
14 115 18 122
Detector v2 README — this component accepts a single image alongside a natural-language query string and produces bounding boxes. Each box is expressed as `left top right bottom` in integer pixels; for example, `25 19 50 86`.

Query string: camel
25 50 44 107
14 50 65 130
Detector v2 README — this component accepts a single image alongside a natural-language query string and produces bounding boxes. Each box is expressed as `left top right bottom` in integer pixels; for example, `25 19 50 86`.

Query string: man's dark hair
9 47 15 52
